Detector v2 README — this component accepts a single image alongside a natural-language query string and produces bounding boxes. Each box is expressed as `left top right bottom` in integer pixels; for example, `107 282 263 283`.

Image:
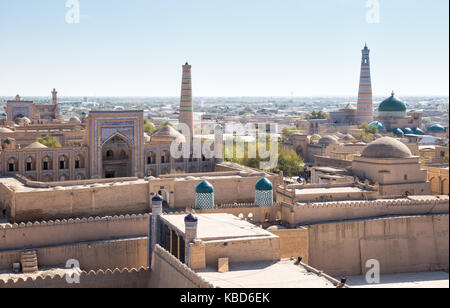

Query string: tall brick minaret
179 63 194 141
356 44 374 124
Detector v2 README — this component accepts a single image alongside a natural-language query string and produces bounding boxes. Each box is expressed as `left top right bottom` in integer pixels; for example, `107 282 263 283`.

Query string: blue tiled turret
255 177 274 207
195 180 214 210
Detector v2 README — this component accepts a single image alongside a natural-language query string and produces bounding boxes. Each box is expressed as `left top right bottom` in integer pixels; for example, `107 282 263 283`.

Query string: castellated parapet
0 266 150 288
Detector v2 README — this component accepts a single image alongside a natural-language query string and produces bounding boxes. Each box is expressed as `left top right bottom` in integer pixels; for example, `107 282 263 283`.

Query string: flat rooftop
196 259 336 288
345 271 449 288
295 186 368 195
160 213 276 241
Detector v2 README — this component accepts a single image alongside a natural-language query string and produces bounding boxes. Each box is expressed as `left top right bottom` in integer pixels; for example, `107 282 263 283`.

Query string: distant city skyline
0 0 448 97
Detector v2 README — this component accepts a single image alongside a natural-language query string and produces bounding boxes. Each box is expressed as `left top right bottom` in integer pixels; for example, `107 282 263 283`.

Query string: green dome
255 178 273 191
196 180 214 193
378 93 407 112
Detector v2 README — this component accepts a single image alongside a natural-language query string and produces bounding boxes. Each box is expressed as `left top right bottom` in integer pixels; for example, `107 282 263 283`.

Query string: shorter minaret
184 213 198 268
255 177 274 207
51 88 58 105
195 180 214 210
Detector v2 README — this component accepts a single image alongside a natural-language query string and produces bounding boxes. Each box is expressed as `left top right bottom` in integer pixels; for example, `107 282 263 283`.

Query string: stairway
21 250 38 273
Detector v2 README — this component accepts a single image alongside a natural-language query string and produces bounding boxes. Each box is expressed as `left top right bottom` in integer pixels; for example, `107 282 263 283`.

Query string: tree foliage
37 135 62 148
144 119 156 134
305 110 328 120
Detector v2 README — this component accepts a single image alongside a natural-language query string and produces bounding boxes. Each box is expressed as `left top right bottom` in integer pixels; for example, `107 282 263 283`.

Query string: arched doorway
102 134 132 178
158 190 170 208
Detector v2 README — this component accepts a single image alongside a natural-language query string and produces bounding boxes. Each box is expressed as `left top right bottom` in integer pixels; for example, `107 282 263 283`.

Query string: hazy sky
0 0 448 97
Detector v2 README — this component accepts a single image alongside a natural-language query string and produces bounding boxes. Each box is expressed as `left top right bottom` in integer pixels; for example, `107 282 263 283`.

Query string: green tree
144 119 156 134
306 110 328 120
37 135 62 148
274 149 304 177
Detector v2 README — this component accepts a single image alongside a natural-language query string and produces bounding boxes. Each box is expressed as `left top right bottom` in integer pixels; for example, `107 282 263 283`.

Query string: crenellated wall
0 266 151 288
0 213 149 251
281 197 449 226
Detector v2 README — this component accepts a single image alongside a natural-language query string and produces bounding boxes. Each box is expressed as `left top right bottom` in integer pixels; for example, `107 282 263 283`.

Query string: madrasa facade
0 64 218 182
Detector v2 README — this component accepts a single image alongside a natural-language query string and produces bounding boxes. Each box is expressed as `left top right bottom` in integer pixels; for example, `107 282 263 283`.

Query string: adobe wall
12 181 150 222
270 228 309 263
203 236 280 267
171 174 281 209
148 245 213 288
0 214 148 251
0 183 13 217
314 156 352 169
281 197 449 226
0 267 151 288
307 215 449 277
0 237 148 271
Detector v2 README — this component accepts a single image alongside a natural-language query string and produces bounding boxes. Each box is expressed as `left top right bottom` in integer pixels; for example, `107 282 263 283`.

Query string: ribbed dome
318 135 339 145
393 128 404 137
428 124 445 132
368 121 386 130
378 93 406 112
152 125 186 142
413 128 424 135
361 137 412 159
402 127 413 134
69 116 81 124
255 178 273 191
196 180 214 193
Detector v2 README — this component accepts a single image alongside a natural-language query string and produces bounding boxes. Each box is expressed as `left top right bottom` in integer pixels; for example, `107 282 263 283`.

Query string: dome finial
391 90 395 97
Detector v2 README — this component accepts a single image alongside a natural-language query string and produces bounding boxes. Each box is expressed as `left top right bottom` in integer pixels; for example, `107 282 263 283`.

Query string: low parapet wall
0 214 149 251
0 267 151 288
149 245 213 288
281 197 449 226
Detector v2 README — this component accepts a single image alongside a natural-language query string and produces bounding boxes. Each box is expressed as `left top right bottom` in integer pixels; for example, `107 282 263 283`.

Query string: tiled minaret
356 44 374 124
179 62 194 141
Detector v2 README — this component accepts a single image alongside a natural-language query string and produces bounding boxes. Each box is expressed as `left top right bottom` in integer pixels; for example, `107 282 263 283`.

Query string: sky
0 0 448 97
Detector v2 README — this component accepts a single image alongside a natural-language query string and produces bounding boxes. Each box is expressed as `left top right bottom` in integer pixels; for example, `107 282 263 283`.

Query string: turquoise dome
368 121 385 130
378 93 407 112
428 124 445 132
255 178 273 191
402 128 413 134
196 180 214 193
393 128 404 137
413 128 424 135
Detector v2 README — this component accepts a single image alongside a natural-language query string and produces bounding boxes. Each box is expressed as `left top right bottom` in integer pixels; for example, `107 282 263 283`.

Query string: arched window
59 155 69 170
42 156 52 170
147 151 157 165
106 150 114 160
75 154 85 169
7 158 18 172
161 150 170 164
25 157 36 171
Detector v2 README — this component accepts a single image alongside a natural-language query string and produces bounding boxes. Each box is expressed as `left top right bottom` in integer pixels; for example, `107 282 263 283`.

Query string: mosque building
374 91 423 133
0 64 217 181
